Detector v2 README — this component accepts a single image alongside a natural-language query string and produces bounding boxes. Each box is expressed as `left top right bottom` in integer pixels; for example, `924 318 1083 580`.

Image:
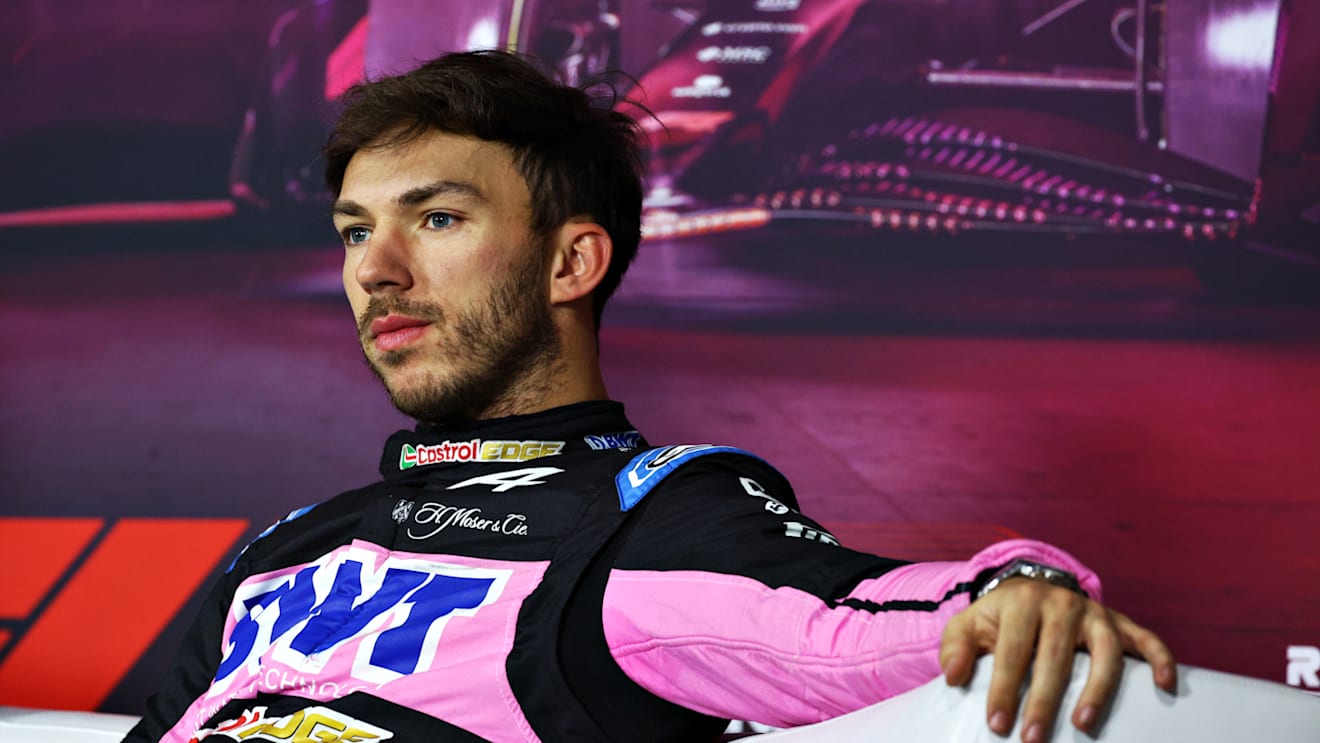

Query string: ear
548 221 612 306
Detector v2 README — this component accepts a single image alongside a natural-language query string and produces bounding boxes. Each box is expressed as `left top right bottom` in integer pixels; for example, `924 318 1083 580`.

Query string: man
126 51 1174 743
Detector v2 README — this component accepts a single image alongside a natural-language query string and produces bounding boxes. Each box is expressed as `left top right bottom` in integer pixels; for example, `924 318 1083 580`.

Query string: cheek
343 261 368 318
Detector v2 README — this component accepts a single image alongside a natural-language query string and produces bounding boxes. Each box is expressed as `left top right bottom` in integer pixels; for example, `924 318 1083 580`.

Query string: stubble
356 251 561 424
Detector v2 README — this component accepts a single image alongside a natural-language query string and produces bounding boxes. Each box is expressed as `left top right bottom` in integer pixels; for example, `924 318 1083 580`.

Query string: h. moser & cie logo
407 502 529 539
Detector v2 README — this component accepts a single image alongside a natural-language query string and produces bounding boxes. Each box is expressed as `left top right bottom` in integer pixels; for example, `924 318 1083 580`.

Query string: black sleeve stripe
828 579 979 614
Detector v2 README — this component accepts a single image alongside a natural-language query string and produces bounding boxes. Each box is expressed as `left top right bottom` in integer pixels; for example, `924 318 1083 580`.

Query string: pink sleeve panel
602 538 1100 727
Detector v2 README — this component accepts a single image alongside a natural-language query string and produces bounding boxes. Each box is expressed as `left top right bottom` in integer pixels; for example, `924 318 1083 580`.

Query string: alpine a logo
447 467 564 492
398 439 564 470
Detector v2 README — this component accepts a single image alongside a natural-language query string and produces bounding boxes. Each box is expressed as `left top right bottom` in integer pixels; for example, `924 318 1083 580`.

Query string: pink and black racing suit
126 400 1098 742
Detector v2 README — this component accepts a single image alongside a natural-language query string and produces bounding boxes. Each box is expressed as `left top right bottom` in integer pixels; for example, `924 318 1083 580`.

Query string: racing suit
125 400 1100 742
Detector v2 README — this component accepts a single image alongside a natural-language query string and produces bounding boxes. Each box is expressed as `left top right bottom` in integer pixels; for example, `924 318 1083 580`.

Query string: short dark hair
323 50 645 328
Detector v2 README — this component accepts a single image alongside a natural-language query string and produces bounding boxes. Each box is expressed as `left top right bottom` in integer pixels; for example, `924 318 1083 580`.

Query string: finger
1112 610 1178 691
940 612 978 687
1071 607 1123 734
987 598 1040 736
1019 592 1086 743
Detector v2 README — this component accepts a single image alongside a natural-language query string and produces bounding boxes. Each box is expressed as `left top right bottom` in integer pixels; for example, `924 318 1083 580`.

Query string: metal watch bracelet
975 558 1087 601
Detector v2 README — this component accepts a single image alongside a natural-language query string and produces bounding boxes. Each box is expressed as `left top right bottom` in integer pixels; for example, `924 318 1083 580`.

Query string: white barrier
758 654 1320 741
0 706 138 742
2 655 1317 741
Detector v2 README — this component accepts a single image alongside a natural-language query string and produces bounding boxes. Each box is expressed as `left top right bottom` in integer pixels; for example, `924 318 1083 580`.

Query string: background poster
2 0 1319 716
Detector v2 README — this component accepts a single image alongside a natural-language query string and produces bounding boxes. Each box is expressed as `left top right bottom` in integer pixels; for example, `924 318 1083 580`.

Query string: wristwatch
976 558 1087 600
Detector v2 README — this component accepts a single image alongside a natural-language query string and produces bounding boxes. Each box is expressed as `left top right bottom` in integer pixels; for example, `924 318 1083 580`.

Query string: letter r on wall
1287 645 1320 688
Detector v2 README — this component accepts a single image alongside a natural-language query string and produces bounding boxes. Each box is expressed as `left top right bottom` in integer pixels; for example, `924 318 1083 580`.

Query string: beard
355 250 561 425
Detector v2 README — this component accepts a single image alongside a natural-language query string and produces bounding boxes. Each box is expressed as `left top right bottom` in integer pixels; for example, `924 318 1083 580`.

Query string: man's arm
601 454 1173 739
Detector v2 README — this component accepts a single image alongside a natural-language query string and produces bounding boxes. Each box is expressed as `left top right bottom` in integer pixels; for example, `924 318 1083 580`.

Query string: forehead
339 129 530 213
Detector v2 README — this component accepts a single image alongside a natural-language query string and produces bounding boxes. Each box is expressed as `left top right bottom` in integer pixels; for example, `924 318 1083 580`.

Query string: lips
369 315 431 352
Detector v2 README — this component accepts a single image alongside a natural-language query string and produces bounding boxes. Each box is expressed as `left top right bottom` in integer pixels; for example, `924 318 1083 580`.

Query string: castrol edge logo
399 439 564 470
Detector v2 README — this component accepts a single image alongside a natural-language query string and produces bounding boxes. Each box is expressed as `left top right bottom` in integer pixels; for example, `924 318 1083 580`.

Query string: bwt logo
214 547 510 689
1288 645 1319 689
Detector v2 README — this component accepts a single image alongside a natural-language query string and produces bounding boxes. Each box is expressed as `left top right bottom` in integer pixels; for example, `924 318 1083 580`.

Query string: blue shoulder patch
615 445 765 511
227 503 317 572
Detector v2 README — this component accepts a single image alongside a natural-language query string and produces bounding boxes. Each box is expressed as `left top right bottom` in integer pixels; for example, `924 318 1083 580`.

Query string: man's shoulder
267 482 387 530
615 444 797 512
226 482 389 574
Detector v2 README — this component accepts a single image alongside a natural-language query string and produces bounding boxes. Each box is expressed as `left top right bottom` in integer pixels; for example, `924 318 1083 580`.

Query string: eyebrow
332 179 487 218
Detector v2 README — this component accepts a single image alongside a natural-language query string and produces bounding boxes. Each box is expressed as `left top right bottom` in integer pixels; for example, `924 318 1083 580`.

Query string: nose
353 226 414 295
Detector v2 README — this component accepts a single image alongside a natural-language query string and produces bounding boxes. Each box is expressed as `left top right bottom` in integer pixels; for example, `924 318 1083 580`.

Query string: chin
382 367 443 398
365 350 437 396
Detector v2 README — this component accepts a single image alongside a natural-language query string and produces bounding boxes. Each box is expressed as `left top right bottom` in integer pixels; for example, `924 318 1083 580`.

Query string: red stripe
0 518 248 709
326 16 367 100
0 200 236 228
0 518 103 619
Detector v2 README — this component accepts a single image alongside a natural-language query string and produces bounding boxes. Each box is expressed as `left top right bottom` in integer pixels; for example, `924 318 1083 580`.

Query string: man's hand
939 577 1176 742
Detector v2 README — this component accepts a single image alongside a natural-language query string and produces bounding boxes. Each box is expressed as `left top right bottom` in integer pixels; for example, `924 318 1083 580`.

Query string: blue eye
344 226 371 245
426 213 453 229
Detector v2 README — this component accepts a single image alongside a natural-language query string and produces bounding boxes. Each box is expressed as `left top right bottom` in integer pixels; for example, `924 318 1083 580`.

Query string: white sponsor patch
697 46 772 64
703 21 808 36
408 502 529 539
672 75 732 99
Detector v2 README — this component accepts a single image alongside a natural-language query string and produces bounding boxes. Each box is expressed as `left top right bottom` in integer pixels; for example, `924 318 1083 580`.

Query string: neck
506 306 608 416
518 300 607 411
479 354 607 421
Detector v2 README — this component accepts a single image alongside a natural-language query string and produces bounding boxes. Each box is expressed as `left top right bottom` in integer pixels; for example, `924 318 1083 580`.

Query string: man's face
333 129 560 423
